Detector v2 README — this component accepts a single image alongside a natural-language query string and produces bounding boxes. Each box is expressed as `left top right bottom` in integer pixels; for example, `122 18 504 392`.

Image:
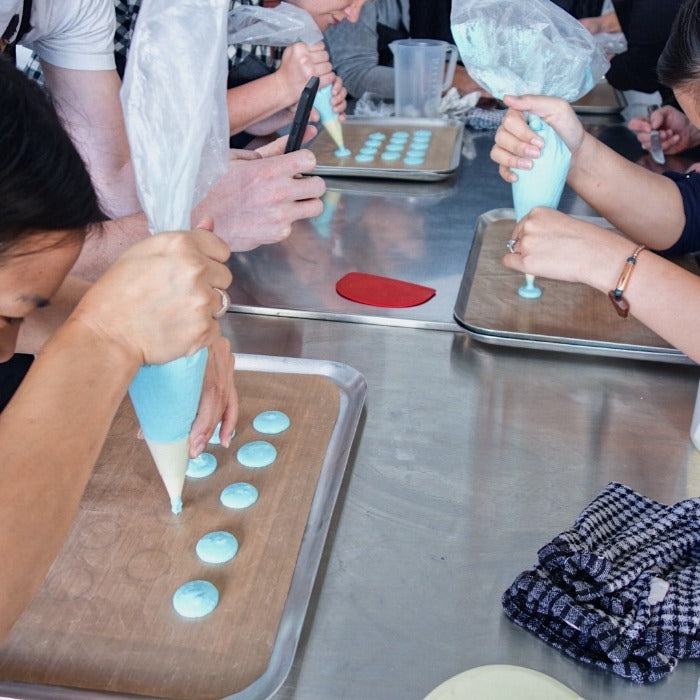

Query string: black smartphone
284 75 320 154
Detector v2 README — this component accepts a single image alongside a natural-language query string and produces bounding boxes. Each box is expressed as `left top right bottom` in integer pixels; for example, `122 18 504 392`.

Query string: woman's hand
189 336 237 456
70 217 232 366
490 95 585 183
628 105 700 156
503 207 631 292
278 41 333 105
330 74 347 118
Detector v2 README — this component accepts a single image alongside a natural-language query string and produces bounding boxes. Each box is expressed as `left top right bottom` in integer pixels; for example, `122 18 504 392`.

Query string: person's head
284 0 368 32
658 0 700 125
0 57 103 360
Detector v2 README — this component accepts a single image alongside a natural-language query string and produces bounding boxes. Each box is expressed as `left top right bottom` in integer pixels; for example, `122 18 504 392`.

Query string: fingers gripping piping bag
120 0 229 514
228 3 345 151
450 0 608 298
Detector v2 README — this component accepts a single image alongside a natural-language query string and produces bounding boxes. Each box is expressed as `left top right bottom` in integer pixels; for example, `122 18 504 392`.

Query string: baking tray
572 80 627 114
0 354 366 700
453 209 696 363
309 116 464 181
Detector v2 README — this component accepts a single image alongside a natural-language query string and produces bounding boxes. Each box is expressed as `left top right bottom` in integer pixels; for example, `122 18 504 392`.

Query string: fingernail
532 138 545 149
517 158 533 170
191 438 205 457
524 146 540 158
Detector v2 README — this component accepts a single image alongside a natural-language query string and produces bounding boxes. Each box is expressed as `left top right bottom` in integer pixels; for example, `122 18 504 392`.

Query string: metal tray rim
453 209 694 365
0 354 367 700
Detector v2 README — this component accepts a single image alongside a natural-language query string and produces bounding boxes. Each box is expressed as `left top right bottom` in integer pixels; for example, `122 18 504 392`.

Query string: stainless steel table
221 117 700 699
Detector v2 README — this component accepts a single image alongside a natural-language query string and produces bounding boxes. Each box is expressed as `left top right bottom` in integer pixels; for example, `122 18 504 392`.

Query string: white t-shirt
3 0 116 70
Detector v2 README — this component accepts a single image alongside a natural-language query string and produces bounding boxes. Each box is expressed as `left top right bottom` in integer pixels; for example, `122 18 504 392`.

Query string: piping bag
228 3 345 151
450 0 608 298
120 0 229 514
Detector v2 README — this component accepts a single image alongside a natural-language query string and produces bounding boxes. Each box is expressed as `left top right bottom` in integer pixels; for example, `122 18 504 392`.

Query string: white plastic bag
120 0 230 512
121 0 229 233
450 0 609 101
228 3 322 48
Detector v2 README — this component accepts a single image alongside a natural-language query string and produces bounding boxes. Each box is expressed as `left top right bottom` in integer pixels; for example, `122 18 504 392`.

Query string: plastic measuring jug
389 38 458 118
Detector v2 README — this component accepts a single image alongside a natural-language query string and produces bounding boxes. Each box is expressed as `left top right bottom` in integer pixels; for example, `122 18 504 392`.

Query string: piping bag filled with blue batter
120 0 229 514
227 3 346 152
450 0 608 298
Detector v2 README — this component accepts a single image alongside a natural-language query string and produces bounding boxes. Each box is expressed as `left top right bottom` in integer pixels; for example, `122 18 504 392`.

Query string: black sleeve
606 0 684 94
659 171 700 256
0 353 33 414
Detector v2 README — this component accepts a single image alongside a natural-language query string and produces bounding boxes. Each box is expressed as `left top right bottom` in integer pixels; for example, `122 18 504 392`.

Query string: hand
329 74 347 118
579 12 620 35
491 95 585 183
278 41 333 106
628 105 700 155
502 207 631 292
189 336 237 457
71 218 232 365
196 137 325 251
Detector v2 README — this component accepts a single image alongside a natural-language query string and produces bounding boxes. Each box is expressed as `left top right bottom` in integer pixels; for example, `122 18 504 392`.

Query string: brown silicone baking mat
309 116 463 181
453 210 696 363
0 355 366 700
572 81 626 114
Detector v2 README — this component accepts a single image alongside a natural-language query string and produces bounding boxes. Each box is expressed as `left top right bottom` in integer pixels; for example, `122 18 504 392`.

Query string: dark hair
658 0 700 91
0 56 104 257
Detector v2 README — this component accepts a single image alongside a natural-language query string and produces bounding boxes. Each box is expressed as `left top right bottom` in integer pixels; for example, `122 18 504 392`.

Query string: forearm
0 320 138 642
585 244 700 362
569 134 685 249
71 214 149 282
227 73 293 136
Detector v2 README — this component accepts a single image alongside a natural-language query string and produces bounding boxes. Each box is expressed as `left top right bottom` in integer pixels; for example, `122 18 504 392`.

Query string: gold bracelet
608 244 646 318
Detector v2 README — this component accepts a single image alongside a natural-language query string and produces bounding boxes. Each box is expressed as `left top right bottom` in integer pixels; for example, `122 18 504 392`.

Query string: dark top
408 0 453 43
661 171 700 255
607 0 683 102
0 353 33 414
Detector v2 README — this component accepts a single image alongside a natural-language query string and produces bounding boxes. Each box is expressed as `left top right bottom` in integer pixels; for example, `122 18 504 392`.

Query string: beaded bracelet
608 245 646 318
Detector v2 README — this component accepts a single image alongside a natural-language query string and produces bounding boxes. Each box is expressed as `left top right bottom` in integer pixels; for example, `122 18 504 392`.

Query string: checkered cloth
464 106 505 131
502 482 700 683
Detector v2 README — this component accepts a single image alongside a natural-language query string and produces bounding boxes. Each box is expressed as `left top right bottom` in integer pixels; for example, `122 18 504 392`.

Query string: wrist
54 311 143 378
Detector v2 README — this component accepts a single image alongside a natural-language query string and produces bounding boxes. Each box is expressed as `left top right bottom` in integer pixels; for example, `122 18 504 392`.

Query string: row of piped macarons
172 410 291 619
354 129 433 166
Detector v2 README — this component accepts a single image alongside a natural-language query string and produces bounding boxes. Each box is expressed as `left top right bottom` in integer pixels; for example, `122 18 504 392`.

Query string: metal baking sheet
572 80 627 114
309 116 463 181
0 354 366 700
453 209 695 363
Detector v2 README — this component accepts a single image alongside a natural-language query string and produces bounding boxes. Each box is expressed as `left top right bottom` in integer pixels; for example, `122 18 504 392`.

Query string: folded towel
502 482 700 683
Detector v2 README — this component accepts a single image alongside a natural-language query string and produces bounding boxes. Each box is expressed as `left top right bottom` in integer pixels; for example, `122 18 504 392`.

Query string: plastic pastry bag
120 0 229 513
451 0 608 297
228 3 342 147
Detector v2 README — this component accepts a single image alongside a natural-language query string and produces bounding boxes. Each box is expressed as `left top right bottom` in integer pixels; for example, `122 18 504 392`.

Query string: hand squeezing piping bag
450 0 608 299
227 3 345 148
511 114 571 299
120 0 229 513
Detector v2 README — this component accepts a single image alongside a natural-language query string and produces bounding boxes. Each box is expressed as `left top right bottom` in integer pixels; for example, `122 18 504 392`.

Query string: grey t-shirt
324 0 409 100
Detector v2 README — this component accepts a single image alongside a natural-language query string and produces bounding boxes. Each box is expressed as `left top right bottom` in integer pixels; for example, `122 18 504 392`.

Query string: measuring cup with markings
389 39 458 118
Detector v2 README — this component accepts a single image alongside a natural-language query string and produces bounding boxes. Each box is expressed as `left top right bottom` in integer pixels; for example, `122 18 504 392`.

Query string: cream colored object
323 116 345 150
146 436 189 513
423 665 583 700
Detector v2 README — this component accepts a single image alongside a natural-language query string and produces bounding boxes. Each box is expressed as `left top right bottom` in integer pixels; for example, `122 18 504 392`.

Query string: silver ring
506 238 518 254
212 287 231 319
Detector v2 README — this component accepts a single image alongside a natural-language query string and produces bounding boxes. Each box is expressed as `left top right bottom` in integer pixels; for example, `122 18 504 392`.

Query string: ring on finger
506 238 519 254
212 287 231 319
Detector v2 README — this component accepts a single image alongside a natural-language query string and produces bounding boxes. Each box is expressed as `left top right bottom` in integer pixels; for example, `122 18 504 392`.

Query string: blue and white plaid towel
502 482 700 684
